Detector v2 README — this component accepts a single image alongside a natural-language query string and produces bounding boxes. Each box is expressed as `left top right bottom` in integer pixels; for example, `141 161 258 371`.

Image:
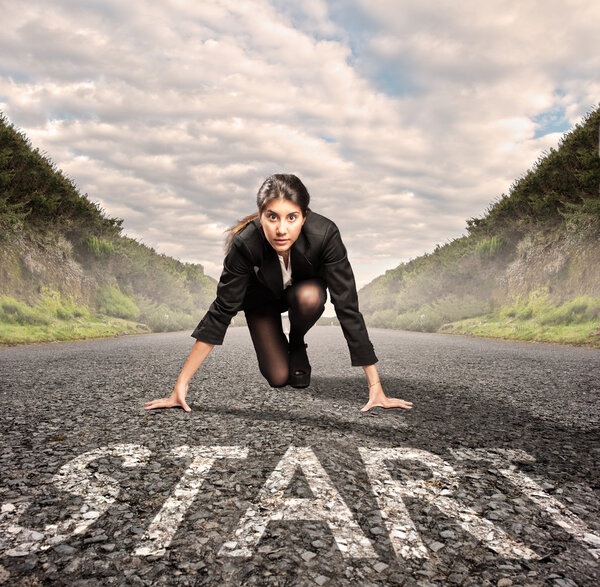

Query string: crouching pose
145 174 413 413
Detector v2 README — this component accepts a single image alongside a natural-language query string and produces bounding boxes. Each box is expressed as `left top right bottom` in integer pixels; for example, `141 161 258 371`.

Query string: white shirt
278 254 292 289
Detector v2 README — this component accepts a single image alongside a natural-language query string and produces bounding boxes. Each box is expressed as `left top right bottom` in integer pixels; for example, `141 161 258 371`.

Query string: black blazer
191 211 378 366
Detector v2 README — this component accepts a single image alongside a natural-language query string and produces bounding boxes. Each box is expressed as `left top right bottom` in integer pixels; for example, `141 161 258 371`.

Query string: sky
1 0 599 290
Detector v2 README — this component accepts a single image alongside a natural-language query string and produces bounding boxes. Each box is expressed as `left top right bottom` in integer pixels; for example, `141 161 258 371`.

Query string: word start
2 445 599 561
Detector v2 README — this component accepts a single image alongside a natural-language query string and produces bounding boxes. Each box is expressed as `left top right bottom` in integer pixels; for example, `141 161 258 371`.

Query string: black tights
245 278 327 387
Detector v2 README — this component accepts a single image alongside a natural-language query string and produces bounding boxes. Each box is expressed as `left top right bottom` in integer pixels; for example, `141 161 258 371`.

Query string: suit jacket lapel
253 218 313 296
256 231 284 297
290 229 313 282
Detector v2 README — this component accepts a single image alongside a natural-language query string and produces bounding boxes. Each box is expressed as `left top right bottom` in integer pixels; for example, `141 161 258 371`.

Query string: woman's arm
319 223 378 366
191 238 252 345
361 364 413 412
144 340 214 412
319 223 414 411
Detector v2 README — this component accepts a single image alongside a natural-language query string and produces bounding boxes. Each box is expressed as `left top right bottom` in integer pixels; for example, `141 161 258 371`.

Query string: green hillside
359 105 600 347
0 114 216 345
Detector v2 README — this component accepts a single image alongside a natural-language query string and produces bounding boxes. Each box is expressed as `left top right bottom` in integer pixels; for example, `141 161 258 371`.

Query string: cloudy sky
1 0 599 289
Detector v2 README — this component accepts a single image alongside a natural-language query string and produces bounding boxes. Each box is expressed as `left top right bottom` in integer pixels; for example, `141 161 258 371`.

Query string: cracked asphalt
1 326 599 586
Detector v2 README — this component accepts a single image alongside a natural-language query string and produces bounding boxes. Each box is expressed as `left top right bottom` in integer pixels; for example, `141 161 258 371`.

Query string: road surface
1 327 599 585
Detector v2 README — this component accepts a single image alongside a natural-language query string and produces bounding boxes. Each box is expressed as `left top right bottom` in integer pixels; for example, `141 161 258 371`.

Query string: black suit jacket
191 211 378 366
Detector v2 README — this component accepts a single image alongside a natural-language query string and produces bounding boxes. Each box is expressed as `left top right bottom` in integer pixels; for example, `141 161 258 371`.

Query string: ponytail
224 212 259 254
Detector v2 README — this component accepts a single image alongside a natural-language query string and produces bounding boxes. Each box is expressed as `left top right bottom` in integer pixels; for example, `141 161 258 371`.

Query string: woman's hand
144 380 191 412
143 341 214 413
361 380 413 412
361 364 413 412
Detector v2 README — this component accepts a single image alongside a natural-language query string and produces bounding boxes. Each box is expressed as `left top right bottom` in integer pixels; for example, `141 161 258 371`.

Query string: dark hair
224 174 311 253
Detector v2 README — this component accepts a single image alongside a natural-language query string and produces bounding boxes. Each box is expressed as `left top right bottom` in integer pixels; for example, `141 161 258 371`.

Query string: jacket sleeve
320 223 378 366
191 239 251 345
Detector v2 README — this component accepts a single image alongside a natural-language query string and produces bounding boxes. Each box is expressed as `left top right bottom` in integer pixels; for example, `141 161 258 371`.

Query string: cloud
1 0 598 292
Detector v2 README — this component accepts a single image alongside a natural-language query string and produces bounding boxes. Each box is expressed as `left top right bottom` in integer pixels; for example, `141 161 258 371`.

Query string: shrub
96 284 139 319
35 287 90 321
476 236 507 259
368 309 398 328
539 296 600 325
0 199 28 235
84 235 115 258
367 294 491 332
499 289 554 321
141 306 191 332
498 291 600 326
54 301 90 320
0 296 52 325
135 296 199 332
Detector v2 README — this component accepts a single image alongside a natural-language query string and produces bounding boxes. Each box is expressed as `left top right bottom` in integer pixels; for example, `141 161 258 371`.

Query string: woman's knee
261 366 288 388
288 279 326 314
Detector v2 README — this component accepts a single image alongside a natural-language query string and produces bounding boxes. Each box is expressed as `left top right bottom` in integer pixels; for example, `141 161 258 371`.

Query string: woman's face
260 198 306 254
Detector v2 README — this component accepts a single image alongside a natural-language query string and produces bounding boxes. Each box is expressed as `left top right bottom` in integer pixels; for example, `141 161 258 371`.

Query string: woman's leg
286 278 327 358
245 279 326 387
245 305 289 387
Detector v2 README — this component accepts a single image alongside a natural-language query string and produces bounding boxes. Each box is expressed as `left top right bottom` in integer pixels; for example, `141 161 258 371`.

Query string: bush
366 294 492 332
84 235 115 258
0 199 28 235
368 309 398 328
498 291 600 326
136 296 199 332
476 236 507 259
499 289 553 321
54 302 90 320
0 296 52 325
539 296 600 325
96 284 140 319
411 310 444 332
36 287 90 321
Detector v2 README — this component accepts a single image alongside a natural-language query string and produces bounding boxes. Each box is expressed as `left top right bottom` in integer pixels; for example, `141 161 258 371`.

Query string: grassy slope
0 115 216 345
359 106 600 347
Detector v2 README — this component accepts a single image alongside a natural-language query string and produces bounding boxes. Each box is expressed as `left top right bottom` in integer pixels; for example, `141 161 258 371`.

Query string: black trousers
244 278 327 387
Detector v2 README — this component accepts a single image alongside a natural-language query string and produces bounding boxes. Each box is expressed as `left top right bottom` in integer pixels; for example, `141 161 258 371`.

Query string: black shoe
288 342 311 388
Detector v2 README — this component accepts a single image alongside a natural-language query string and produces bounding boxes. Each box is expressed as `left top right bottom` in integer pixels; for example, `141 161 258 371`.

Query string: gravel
0 326 599 585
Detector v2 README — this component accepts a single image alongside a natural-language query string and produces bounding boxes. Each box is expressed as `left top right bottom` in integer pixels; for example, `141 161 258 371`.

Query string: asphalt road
1 326 599 586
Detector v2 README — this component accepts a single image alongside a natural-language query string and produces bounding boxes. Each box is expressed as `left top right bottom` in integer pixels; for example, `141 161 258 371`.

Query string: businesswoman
144 174 413 413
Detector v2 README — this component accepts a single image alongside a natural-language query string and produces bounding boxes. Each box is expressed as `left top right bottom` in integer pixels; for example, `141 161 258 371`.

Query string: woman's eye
288 215 297 221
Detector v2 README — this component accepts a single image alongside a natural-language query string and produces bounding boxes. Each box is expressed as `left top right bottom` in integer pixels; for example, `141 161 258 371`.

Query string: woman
144 174 412 413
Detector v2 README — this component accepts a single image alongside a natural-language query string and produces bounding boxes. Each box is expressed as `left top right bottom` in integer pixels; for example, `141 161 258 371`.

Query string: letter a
219 446 376 558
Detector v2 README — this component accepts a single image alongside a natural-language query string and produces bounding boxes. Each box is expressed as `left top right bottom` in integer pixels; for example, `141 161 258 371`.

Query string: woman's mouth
274 239 288 245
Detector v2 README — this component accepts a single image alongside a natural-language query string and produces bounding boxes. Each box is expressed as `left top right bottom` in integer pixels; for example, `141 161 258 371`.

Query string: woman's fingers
381 398 412 410
144 397 173 410
143 396 192 411
386 397 413 408
360 395 413 412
